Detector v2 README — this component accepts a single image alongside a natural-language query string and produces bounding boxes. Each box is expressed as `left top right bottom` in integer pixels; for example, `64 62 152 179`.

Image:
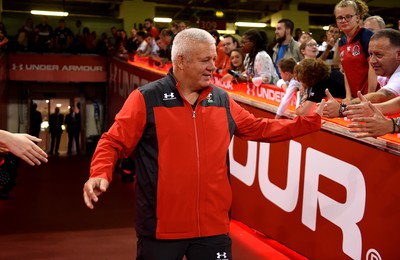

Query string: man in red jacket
83 28 325 260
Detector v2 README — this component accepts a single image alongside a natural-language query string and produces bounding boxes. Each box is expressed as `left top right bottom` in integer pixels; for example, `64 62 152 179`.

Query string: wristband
338 103 347 117
391 118 396 134
396 117 400 133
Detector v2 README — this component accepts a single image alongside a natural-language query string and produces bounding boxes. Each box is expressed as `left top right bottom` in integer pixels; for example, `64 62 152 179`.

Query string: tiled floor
0 153 306 259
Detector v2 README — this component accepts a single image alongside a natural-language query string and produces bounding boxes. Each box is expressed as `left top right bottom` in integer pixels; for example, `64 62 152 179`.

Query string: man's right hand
344 91 374 119
83 177 109 209
347 101 392 138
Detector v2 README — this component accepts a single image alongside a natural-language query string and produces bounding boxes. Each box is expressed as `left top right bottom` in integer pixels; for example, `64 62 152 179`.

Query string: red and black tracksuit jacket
90 70 321 239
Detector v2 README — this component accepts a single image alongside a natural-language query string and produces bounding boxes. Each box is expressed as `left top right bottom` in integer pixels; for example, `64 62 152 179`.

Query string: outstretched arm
0 130 48 166
232 95 324 143
375 96 400 115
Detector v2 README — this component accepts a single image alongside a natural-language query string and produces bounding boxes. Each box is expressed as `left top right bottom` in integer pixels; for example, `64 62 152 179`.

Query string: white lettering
258 141 301 212
212 77 234 90
229 138 258 186
25 64 59 71
246 85 285 103
302 148 365 260
61 65 103 71
230 141 366 259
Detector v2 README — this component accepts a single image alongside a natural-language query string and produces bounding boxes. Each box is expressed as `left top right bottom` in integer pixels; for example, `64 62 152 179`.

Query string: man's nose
210 60 216 71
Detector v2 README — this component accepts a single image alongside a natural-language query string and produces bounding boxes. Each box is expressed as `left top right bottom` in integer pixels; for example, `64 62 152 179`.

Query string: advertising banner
8 53 107 82
230 103 399 260
107 57 166 128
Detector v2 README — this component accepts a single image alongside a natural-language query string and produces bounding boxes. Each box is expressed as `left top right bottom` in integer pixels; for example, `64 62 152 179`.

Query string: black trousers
136 234 232 260
67 131 80 154
50 132 62 154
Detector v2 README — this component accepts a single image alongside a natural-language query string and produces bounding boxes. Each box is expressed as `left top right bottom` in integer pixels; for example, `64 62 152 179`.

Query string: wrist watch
339 103 347 117
395 117 400 133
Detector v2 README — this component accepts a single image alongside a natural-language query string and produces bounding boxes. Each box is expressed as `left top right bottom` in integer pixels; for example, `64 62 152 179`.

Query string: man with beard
215 34 239 75
272 18 302 78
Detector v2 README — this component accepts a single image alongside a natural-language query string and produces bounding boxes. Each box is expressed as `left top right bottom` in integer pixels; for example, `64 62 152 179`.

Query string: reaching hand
347 101 392 138
0 131 48 166
322 89 340 118
83 177 110 209
344 91 374 119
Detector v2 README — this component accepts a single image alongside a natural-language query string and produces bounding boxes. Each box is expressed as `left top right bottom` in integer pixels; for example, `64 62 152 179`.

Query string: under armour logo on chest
163 92 176 100
216 252 227 259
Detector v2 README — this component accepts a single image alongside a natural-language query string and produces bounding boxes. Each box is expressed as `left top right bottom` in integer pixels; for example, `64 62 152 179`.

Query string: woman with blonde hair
334 0 377 101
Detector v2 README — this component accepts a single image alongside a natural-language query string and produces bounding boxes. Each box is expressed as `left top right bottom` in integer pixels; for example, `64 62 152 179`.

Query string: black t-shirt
54 27 73 47
307 70 346 102
125 37 139 53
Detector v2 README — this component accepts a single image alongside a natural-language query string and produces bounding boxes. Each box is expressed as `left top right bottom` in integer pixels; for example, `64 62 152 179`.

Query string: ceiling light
31 10 69 16
154 17 172 23
235 22 267 28
215 11 224 18
217 29 236 35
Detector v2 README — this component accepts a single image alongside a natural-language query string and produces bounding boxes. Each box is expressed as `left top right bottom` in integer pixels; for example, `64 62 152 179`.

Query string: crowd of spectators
1 17 100 54
1 0 399 138
0 17 188 59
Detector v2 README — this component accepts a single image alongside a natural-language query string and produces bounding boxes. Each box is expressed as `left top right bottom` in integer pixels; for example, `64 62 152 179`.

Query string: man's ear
176 55 185 70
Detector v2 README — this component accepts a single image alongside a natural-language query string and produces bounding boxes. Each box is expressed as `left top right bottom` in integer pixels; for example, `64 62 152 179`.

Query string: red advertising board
107 57 167 128
8 53 107 82
230 103 399 260
107 58 400 259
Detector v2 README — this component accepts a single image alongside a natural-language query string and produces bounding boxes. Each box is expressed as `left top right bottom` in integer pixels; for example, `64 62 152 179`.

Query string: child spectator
295 58 345 116
275 58 301 119
334 0 377 100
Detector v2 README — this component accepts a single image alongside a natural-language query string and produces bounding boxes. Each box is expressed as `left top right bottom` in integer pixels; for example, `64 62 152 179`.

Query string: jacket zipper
192 108 201 236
